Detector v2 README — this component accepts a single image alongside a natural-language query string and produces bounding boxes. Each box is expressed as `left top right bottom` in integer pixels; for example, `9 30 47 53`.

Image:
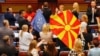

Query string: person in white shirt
80 14 88 33
39 23 53 44
19 24 33 52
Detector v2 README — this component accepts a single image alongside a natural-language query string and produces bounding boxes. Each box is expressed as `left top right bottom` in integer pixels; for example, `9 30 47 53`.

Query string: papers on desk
15 23 19 27
88 24 98 27
14 32 19 38
92 33 99 38
53 34 57 38
56 46 60 49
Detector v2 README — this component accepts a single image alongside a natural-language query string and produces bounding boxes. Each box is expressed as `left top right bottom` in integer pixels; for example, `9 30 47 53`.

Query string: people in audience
80 14 88 33
17 10 30 30
96 8 100 32
40 23 53 44
24 5 35 22
28 40 39 56
69 38 85 56
88 38 100 56
86 0 99 25
39 23 53 50
4 7 16 26
0 35 16 56
55 4 65 14
72 2 79 19
79 26 93 50
0 20 14 44
19 24 33 52
43 41 57 56
42 2 52 23
1 2 100 56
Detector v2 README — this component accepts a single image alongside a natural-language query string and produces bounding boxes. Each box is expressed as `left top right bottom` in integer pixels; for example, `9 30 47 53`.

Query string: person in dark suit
96 8 100 31
72 2 79 19
17 10 30 30
4 7 16 26
86 0 99 25
0 35 16 56
42 2 52 23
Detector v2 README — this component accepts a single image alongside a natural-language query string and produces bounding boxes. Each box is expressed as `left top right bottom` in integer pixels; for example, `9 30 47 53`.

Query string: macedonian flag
50 10 80 49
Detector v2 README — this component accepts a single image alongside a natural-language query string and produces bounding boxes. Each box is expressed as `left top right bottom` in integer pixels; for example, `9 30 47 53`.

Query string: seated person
88 38 100 56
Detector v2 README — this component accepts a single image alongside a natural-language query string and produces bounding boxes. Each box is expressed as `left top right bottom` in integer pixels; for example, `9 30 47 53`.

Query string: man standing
4 7 16 26
17 10 30 30
86 0 98 25
42 2 52 23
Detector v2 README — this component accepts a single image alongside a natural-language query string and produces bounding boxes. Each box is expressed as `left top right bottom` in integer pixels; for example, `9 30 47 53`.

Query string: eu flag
31 9 46 32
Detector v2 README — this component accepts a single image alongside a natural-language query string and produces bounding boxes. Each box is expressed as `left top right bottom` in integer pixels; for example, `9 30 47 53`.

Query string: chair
19 52 28 56
59 51 69 56
39 51 43 56
84 50 88 56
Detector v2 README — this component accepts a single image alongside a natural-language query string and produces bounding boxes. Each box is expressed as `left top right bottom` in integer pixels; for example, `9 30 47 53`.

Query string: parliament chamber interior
0 0 100 56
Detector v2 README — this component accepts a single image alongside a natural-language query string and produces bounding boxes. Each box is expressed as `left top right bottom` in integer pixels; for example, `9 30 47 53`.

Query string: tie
91 8 95 23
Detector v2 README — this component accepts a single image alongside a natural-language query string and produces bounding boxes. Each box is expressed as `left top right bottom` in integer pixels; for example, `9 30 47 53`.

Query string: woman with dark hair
43 41 57 56
96 8 100 32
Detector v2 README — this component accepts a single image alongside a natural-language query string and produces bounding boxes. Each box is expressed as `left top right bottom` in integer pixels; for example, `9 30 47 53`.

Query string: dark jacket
42 7 52 23
17 16 30 30
0 40 16 56
78 32 93 50
72 10 79 19
96 8 100 17
86 7 98 25
96 0 100 6
4 12 16 26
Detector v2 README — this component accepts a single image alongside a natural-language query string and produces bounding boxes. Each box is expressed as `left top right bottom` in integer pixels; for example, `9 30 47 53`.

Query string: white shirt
31 49 39 56
80 22 87 33
91 8 95 23
40 31 52 44
19 31 33 52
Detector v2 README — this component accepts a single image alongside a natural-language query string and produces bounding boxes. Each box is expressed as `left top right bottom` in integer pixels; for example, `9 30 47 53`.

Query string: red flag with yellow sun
50 10 80 49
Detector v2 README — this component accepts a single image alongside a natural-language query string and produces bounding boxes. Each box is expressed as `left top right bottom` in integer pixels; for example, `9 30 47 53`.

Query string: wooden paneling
0 0 90 12
38 0 57 2
1 3 38 12
63 4 88 11
6 0 38 3
58 0 85 3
